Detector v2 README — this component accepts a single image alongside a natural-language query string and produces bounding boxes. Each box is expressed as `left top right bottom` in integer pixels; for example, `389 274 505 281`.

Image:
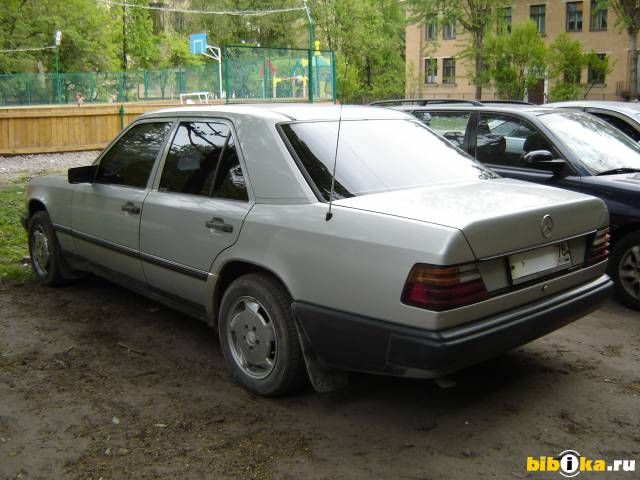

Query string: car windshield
281 119 497 201
539 111 640 174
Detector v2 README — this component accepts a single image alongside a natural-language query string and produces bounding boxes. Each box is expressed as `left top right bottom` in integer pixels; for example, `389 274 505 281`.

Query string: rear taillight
401 263 489 311
586 227 610 265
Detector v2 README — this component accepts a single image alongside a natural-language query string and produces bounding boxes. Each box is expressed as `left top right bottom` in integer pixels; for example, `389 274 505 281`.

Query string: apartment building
405 0 638 102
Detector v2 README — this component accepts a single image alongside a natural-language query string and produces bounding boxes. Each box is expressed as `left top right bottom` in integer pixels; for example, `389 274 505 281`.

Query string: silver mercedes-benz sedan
22 104 612 396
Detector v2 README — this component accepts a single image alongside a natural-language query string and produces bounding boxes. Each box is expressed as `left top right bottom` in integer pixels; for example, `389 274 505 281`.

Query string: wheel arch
208 260 293 329
610 222 640 249
28 199 48 218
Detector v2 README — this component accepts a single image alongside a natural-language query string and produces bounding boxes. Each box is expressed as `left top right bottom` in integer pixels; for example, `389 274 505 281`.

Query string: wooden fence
0 102 186 155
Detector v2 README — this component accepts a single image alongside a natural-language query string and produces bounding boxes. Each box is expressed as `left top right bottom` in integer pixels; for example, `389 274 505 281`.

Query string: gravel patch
0 151 100 185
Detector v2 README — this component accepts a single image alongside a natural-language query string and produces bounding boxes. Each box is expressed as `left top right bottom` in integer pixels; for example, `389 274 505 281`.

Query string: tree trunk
474 31 483 100
629 29 638 99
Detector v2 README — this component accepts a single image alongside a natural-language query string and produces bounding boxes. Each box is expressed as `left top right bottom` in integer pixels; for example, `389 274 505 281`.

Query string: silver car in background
22 105 612 396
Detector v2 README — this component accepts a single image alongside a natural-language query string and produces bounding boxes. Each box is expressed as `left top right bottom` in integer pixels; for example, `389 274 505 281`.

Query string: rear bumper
293 274 612 378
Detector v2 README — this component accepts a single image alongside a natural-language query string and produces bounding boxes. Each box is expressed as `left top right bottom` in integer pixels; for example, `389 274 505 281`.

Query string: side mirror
523 150 566 174
68 165 97 184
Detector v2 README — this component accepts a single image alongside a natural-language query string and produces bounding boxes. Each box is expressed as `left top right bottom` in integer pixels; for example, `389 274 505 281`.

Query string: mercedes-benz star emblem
541 214 554 238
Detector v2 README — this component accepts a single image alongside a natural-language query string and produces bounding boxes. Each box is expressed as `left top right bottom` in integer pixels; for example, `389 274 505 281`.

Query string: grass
0 183 32 281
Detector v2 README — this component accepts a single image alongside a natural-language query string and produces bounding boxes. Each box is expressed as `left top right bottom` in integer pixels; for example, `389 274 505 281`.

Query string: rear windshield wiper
596 167 640 176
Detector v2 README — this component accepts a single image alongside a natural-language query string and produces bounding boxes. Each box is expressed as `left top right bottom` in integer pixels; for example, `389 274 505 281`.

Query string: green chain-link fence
0 64 222 106
0 46 335 106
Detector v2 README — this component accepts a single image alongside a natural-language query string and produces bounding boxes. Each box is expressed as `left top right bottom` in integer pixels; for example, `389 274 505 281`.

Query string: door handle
205 217 233 233
121 202 141 214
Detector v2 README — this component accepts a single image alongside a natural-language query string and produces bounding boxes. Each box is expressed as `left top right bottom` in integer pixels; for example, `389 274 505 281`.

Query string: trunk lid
335 178 607 259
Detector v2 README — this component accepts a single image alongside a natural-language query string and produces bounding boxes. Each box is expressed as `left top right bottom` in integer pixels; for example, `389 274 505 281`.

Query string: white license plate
509 242 572 284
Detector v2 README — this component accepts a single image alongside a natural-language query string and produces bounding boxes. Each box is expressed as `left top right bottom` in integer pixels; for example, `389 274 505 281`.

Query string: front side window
566 2 583 32
530 5 546 34
420 111 470 148
424 58 438 84
95 122 172 188
443 58 456 84
281 119 496 201
159 121 248 200
539 111 640 174
590 0 607 31
475 113 555 168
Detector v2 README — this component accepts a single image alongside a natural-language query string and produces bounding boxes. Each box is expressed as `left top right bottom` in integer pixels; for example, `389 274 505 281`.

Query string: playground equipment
189 31 335 104
221 45 335 103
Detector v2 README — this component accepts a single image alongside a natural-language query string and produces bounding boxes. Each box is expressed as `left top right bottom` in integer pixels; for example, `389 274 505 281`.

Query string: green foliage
547 33 585 101
309 0 405 103
549 82 582 102
0 184 30 281
112 0 161 70
159 34 204 69
0 0 119 73
483 21 546 100
586 51 613 84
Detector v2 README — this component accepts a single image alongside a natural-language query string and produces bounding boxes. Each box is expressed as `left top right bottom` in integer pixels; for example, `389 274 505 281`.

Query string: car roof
139 103 412 122
392 103 559 116
547 100 640 116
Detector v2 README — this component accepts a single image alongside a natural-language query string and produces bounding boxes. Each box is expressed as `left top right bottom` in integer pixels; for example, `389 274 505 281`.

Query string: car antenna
325 104 343 221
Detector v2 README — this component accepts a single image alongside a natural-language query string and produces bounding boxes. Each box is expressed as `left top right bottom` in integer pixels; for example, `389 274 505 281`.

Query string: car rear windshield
281 119 496 201
539 111 640 174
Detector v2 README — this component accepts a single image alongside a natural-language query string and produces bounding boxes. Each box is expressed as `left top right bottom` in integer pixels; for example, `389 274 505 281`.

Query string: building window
588 53 607 84
424 58 438 84
443 18 456 39
500 7 513 33
425 19 437 40
566 2 583 32
443 58 456 84
530 5 546 34
590 0 608 31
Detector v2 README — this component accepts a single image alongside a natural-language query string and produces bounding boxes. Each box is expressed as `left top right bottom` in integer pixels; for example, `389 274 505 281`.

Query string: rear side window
159 121 248 201
281 119 496 201
95 122 172 188
159 122 229 196
212 136 248 201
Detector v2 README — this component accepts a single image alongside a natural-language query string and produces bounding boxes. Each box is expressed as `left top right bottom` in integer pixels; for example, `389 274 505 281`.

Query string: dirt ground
0 276 638 480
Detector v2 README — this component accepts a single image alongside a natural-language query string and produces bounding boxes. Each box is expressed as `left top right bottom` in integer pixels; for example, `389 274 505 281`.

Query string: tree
585 52 613 94
0 0 118 74
111 0 160 71
547 33 585 101
483 21 546 100
601 0 640 98
309 0 405 102
408 0 511 100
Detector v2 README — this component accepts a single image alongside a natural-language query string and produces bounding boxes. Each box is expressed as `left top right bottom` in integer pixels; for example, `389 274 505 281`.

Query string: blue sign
189 32 207 55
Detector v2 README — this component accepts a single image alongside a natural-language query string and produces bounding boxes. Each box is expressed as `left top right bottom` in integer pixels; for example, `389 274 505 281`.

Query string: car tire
218 273 307 396
609 231 640 310
27 211 67 286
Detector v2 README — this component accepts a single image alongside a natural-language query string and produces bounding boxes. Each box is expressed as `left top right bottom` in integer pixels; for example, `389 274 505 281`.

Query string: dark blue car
388 102 640 310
